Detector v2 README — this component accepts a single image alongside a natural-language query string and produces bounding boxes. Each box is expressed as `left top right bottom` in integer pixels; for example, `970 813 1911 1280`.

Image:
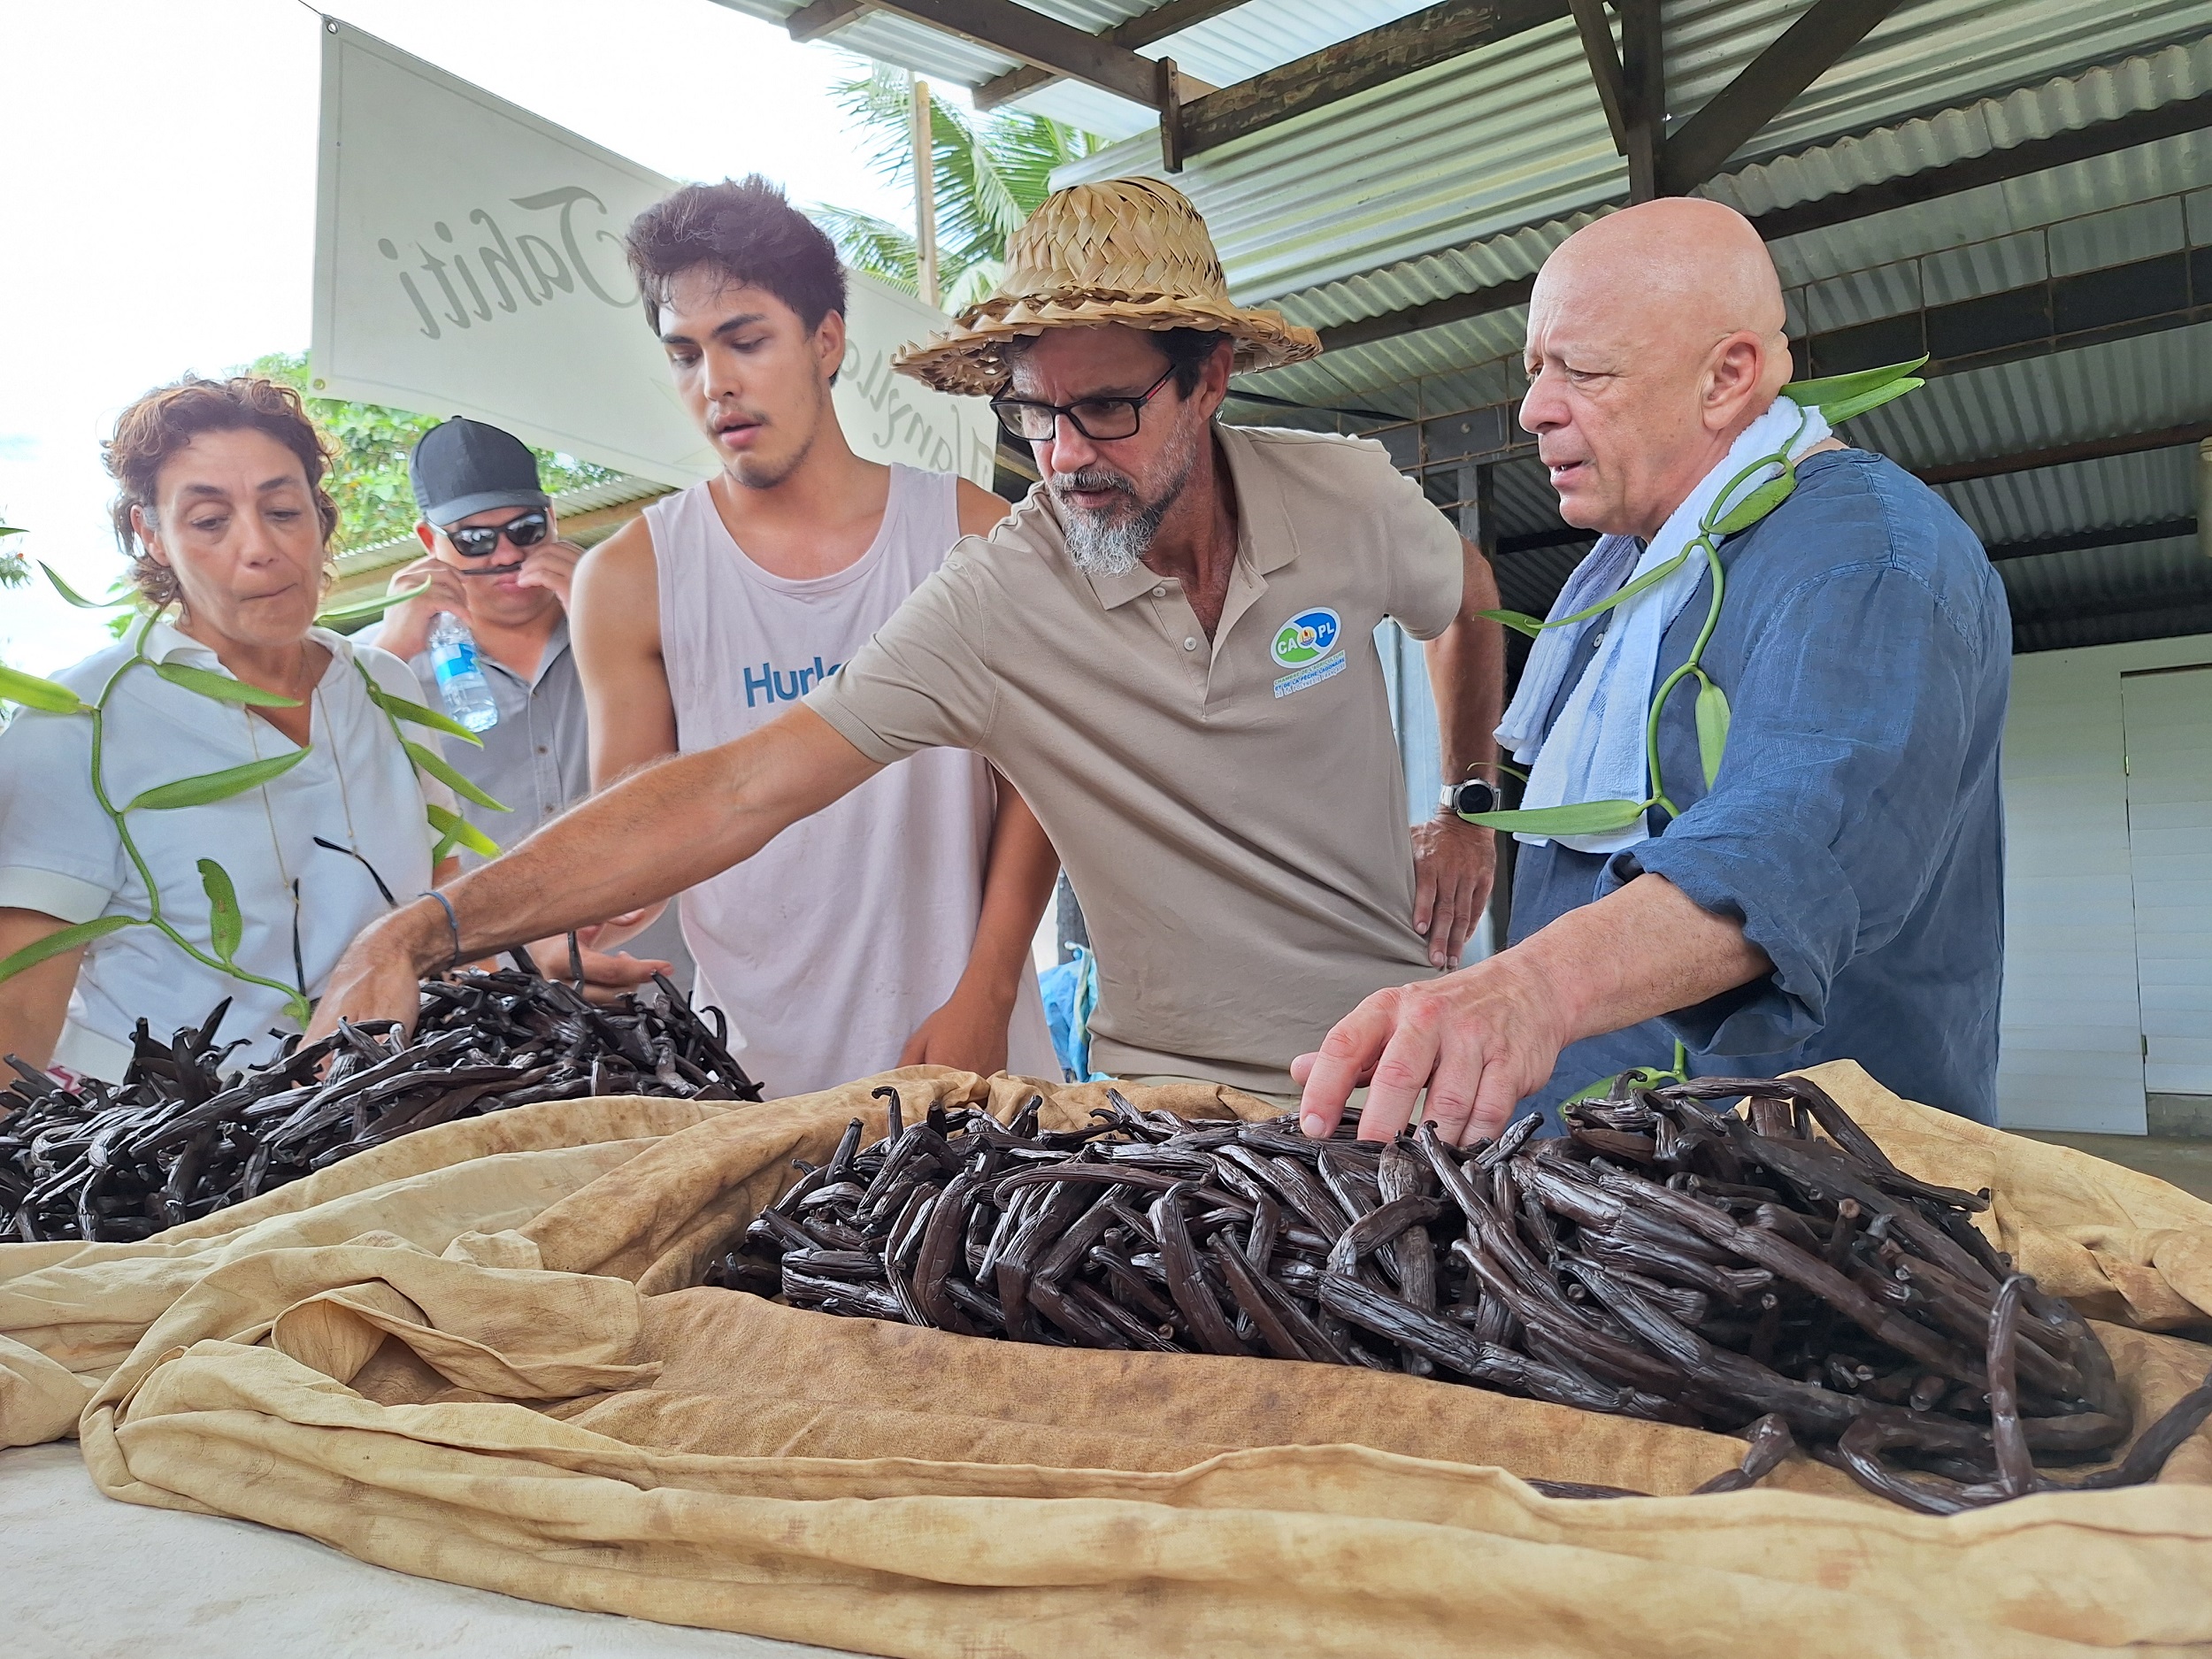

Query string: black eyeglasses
991 367 1175 443
446 510 550 558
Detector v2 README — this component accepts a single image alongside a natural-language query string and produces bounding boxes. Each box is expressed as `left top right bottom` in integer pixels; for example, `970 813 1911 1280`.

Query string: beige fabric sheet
2 1061 2208 1657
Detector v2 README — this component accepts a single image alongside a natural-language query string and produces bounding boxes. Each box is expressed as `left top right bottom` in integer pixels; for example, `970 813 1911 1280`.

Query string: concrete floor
2017 1132 2212 1203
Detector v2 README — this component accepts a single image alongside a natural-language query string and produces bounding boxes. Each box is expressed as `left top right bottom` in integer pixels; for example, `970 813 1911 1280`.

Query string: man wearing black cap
368 416 686 995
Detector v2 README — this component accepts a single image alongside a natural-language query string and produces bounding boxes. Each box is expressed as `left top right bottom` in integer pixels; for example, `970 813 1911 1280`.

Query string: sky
0 0 924 673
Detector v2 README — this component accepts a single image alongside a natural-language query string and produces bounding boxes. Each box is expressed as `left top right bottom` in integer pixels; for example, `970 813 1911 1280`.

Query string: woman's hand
370 557 470 662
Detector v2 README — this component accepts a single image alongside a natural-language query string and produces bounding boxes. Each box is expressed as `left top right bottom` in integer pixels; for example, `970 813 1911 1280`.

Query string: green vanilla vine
1458 357 1927 841
0 570 505 1017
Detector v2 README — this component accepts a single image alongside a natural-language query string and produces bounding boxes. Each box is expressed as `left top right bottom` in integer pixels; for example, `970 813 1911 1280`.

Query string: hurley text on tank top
743 657 843 707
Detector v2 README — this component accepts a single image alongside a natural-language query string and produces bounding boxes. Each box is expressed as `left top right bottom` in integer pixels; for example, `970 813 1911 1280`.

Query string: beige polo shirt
806 423 1464 1095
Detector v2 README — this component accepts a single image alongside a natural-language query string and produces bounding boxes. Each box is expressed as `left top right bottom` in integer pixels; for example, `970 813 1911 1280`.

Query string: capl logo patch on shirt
1271 607 1341 669
1271 606 1347 698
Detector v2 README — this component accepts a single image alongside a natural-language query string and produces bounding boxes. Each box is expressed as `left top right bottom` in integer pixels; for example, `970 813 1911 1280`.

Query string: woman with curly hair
0 375 462 1078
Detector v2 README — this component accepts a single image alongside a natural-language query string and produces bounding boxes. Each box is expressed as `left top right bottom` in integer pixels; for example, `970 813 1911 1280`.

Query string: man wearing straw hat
313 178 1504 1107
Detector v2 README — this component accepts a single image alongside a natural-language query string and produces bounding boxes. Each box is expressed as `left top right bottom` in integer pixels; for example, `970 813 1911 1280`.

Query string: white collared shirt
0 619 451 1078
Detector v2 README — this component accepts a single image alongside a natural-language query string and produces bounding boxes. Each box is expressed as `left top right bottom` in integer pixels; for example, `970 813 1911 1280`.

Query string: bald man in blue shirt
1300 196 2008 1143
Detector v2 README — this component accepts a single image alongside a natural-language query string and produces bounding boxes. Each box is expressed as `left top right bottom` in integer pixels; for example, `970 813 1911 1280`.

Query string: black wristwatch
1440 779 1501 818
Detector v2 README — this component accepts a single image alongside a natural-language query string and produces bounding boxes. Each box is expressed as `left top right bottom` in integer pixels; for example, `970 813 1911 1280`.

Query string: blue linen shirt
1506 447 2011 1123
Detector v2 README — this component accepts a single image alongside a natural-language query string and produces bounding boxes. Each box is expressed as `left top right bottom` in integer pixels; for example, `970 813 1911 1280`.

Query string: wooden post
1621 0 1665 202
910 74 940 308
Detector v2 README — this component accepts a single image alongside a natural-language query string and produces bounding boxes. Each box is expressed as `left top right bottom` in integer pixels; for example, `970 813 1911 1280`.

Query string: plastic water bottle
426 611 499 733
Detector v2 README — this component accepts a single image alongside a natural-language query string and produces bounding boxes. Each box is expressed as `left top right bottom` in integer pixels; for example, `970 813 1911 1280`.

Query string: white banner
311 19 995 489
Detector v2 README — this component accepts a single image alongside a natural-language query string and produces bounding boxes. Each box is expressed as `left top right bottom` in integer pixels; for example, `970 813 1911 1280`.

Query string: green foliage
0 519 25 590
0 662 85 714
197 859 242 964
0 605 506 1029
314 581 430 629
359 678 485 745
403 739 503 810
819 65 1102 309
244 352 620 552
0 916 142 983
127 748 311 812
426 802 499 863
150 661 301 708
1694 674 1731 789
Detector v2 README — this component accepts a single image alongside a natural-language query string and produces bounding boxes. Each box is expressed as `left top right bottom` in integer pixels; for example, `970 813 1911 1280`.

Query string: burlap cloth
3 1061 2208 1656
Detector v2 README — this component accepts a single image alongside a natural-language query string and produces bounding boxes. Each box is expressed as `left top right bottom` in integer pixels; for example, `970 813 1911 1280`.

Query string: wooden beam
1565 0 1629 155
972 0 1245 111
1914 424 2212 488
1179 0 1571 158
1658 0 1906 195
786 0 870 43
1754 90 2212 242
861 0 1168 110
1619 0 1663 201
1312 91 2212 356
1982 518 2197 563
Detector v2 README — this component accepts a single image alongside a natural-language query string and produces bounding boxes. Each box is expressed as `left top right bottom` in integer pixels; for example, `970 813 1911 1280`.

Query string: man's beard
1052 440 1195 577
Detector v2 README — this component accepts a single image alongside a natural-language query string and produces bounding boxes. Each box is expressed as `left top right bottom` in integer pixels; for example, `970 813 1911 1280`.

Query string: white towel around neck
1494 396 1830 856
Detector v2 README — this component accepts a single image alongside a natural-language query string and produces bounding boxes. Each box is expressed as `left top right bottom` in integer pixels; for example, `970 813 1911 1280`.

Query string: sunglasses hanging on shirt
446 509 550 558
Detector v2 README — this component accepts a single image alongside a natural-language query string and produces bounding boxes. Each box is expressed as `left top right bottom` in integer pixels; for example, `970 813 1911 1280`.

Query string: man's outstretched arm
1293 872 1770 1147
311 707 882 1034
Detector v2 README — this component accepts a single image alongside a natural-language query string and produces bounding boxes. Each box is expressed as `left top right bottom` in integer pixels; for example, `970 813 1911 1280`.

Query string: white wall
1999 634 2212 1131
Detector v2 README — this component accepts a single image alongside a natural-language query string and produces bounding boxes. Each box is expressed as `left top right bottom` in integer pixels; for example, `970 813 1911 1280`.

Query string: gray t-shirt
408 617 692 979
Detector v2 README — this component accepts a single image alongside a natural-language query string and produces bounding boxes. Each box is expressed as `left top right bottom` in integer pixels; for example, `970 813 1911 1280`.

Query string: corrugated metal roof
1850 324 2212 470
1255 36 2212 356
710 0 1444 139
1056 3 2212 301
1935 449 2198 543
1252 127 2212 421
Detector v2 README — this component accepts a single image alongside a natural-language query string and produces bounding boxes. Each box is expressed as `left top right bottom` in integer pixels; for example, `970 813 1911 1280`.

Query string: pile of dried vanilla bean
711 1076 2212 1511
1 957 761 1243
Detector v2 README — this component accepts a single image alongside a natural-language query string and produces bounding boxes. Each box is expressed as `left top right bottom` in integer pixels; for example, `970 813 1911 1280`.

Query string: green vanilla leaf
0 914 140 984
365 682 483 745
197 857 242 964
127 747 310 810
426 803 499 858
0 525 25 538
1815 376 1924 426
1563 1065 1669 1105
41 563 126 610
1458 798 1647 835
1695 676 1732 788
1785 356 1928 412
1712 470 1797 537
315 583 428 626
0 662 86 714
404 741 508 812
1478 546 1698 639
152 661 302 708
1476 607 1548 638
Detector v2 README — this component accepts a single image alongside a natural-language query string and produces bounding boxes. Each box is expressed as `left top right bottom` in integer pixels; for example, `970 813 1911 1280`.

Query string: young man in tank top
569 177 1059 1096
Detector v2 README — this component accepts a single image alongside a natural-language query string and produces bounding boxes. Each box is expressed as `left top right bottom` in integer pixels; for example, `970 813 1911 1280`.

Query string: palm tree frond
812 204 919 295
819 71 1104 314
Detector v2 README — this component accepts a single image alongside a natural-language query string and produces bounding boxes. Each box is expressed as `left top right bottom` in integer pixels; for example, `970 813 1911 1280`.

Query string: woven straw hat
893 176 1322 396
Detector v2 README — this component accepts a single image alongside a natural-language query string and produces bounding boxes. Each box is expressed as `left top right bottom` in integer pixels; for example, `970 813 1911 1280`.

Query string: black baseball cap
409 418 550 527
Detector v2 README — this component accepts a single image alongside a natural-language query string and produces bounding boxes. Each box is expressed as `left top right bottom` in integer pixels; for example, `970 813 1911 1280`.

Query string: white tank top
648 465 1058 1096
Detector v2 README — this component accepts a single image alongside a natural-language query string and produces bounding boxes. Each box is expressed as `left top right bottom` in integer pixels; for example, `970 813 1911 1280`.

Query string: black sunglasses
447 509 550 558
991 366 1176 443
